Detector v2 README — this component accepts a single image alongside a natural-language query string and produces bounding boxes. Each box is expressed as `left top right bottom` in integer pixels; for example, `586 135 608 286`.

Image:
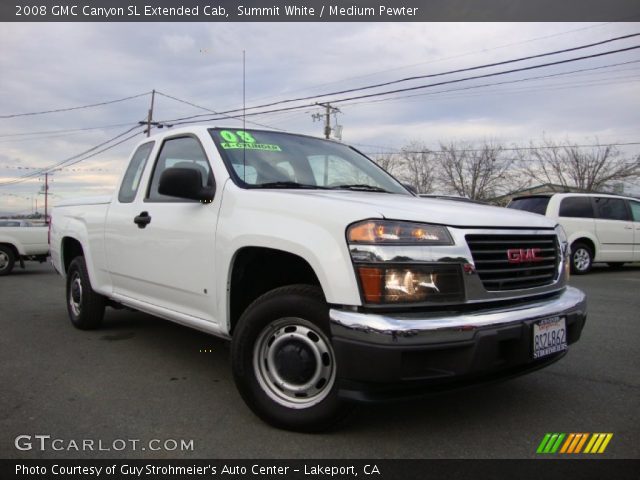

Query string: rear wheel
231 285 349 432
66 256 105 330
570 242 593 275
0 245 15 276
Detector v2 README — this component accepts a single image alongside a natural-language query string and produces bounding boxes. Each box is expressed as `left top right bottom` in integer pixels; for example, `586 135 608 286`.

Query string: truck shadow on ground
588 263 640 275
96 307 564 438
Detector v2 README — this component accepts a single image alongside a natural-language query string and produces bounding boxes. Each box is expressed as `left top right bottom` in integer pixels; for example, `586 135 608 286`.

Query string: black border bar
2 0 640 22
2 459 640 480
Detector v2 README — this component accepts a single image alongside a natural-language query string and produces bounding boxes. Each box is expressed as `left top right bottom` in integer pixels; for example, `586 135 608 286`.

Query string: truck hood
274 190 556 229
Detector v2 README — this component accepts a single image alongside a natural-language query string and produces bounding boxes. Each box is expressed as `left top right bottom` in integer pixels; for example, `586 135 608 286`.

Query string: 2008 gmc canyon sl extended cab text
50 127 587 431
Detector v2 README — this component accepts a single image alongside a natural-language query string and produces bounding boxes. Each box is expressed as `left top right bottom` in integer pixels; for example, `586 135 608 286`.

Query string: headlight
347 220 453 245
356 264 464 304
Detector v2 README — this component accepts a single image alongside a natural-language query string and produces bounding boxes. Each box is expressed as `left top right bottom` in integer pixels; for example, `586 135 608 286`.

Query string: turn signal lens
348 220 453 245
356 265 463 304
357 267 384 303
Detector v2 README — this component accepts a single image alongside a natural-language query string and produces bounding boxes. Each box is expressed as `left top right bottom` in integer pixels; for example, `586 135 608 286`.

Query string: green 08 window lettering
209 128 408 194
220 130 256 144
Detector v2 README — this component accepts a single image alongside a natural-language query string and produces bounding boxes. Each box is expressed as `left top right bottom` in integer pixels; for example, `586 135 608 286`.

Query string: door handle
134 211 152 228
624 225 632 230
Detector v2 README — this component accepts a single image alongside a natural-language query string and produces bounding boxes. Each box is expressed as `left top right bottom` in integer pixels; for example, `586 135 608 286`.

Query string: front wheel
0 245 15 276
66 256 105 330
231 285 349 432
570 242 593 275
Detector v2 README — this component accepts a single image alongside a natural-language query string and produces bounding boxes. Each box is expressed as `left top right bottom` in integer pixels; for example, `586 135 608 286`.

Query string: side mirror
158 168 215 203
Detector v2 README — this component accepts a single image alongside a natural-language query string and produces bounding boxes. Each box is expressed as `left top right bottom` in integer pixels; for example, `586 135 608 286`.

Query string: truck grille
465 234 559 291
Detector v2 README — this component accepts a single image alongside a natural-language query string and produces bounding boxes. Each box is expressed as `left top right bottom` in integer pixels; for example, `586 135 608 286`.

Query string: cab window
147 136 213 202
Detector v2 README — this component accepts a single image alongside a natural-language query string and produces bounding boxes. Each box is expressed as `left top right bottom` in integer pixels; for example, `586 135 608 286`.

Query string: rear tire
0 245 15 276
570 242 593 275
66 256 105 330
231 284 350 432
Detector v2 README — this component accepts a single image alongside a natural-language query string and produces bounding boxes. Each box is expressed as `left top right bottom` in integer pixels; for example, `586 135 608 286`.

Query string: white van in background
508 193 640 274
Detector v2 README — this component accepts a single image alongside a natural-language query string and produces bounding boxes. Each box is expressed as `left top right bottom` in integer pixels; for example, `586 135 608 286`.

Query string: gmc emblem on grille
507 248 543 263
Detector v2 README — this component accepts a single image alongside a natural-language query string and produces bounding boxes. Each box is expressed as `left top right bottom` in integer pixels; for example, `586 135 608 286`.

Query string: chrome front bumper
330 286 586 346
329 286 586 401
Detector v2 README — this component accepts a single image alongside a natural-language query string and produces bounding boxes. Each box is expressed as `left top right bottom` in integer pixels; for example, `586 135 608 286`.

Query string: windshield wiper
255 181 329 190
330 184 391 193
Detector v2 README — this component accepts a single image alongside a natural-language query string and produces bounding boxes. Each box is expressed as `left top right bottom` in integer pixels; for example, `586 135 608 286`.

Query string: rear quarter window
559 197 594 218
118 142 154 203
630 201 640 221
594 197 630 221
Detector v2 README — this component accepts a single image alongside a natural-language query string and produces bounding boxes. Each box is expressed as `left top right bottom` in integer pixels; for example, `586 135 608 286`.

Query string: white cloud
0 21 639 212
161 33 196 54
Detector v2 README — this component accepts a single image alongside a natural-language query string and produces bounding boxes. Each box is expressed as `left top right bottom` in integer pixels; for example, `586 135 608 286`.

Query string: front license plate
533 316 567 359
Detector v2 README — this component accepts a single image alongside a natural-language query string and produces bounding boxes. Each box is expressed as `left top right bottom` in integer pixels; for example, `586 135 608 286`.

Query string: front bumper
329 286 587 402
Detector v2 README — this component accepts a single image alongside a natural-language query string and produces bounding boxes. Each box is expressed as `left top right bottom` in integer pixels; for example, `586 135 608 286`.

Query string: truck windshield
209 128 408 194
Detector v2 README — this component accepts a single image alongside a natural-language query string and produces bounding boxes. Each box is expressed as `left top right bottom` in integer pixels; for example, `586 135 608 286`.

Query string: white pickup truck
0 221 49 275
50 126 587 431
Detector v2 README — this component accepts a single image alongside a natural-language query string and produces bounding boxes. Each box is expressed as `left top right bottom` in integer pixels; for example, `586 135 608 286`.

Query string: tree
436 141 517 200
370 152 400 176
519 139 640 192
396 141 437 194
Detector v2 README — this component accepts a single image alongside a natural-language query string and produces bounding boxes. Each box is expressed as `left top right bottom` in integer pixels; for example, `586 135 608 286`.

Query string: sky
0 21 639 215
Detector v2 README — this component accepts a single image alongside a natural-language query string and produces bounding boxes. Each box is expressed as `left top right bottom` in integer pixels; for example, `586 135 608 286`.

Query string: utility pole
312 102 340 139
43 172 50 225
146 89 156 137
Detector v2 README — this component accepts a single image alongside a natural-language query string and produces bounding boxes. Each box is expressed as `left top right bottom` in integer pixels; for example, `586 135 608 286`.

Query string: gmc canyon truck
50 127 587 431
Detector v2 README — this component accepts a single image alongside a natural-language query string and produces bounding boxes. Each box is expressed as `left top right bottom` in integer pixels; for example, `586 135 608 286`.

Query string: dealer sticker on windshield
533 316 567 359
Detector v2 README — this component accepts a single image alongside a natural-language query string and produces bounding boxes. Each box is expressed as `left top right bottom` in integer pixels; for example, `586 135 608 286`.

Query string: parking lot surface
1 262 639 459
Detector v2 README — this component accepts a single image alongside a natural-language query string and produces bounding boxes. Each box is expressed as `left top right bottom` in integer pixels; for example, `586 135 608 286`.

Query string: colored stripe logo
537 433 613 454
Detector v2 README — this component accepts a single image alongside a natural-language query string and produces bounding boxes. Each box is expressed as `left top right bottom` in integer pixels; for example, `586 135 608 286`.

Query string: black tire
0 245 15 276
607 262 625 269
570 242 593 275
66 256 105 330
231 284 350 432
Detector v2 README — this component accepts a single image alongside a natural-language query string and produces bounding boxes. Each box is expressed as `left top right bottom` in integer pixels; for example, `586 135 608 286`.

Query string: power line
361 142 640 156
0 121 141 138
0 165 115 173
162 45 640 127
160 34 640 124
204 22 618 113
340 60 640 108
155 91 287 131
0 125 144 186
313 45 640 107
0 92 151 119
244 32 640 111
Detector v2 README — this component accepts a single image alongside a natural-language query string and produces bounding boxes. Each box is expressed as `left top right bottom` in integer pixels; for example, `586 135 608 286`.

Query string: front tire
66 256 105 330
570 242 593 275
0 245 15 276
231 285 349 432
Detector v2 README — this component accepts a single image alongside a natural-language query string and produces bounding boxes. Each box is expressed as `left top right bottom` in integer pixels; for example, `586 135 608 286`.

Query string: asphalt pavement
1 262 639 459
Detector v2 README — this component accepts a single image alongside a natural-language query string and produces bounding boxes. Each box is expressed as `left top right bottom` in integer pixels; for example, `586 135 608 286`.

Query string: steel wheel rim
69 272 83 317
573 248 590 271
0 251 8 270
253 317 336 409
